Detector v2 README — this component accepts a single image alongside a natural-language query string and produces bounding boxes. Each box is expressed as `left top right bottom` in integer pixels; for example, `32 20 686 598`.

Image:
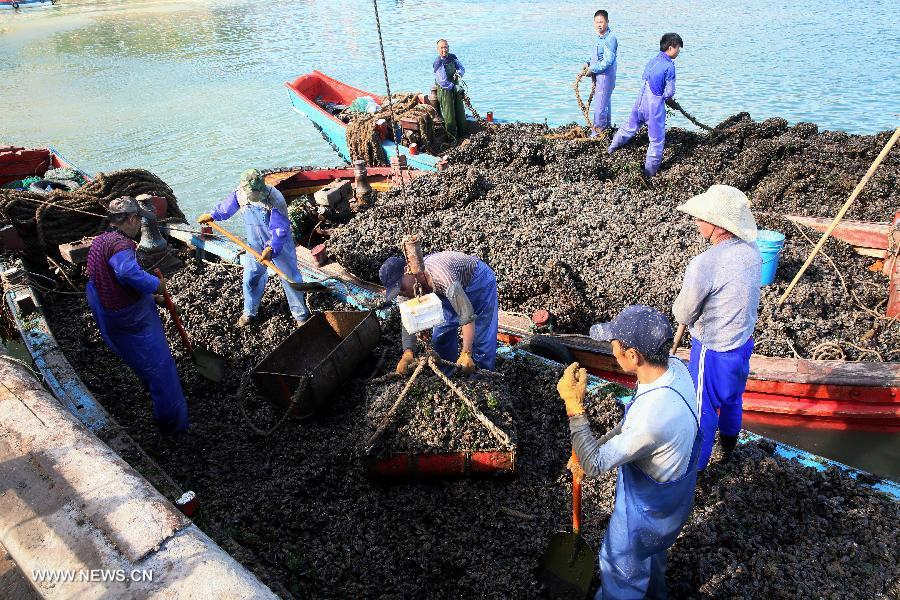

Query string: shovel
539 451 594 598
155 269 226 382
203 219 307 291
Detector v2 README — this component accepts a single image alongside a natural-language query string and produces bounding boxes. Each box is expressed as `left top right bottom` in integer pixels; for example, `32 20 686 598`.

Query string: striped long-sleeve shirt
400 251 478 350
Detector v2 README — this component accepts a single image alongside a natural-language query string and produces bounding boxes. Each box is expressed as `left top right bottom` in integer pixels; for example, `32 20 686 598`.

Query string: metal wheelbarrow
252 310 381 419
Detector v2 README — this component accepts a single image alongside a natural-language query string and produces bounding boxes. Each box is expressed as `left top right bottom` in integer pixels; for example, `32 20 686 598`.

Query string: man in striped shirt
380 251 498 374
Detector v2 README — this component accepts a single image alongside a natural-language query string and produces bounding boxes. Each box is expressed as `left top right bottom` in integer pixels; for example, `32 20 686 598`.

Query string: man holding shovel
199 169 310 328
558 305 699 599
672 184 760 471
86 196 188 435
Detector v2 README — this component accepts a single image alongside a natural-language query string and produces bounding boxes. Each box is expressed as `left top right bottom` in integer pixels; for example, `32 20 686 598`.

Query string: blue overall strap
601 385 701 600
626 385 699 431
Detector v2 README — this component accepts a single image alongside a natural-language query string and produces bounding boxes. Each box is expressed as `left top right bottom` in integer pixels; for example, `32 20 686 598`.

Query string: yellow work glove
456 350 476 374
557 362 588 417
197 213 214 223
567 453 585 483
396 350 415 375
259 246 273 262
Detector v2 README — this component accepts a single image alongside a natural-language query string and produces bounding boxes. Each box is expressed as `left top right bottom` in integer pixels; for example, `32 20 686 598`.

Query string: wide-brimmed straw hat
676 184 758 242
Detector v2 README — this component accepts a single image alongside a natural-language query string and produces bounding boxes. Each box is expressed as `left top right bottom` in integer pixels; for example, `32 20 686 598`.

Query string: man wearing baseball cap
379 250 498 375
558 305 699 599
673 184 761 471
86 196 188 434
199 169 310 328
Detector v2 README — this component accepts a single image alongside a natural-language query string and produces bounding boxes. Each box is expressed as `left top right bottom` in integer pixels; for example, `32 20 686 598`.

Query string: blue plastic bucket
757 229 785 285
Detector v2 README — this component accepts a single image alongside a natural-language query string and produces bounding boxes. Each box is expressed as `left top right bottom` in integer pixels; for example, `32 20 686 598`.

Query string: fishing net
344 93 443 165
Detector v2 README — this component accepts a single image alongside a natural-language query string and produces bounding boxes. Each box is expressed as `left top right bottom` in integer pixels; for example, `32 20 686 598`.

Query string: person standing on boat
433 39 467 142
672 184 761 471
380 251 498 375
607 33 683 177
583 9 617 134
198 169 310 328
86 196 188 435
561 305 700 599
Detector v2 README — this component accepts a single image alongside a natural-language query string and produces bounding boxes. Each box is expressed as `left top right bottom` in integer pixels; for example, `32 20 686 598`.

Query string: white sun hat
676 184 758 242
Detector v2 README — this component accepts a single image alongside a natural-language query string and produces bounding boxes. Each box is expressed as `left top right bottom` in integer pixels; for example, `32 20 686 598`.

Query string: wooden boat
0 0 53 9
0 145 87 187
285 71 443 172
496 322 900 433
262 165 424 199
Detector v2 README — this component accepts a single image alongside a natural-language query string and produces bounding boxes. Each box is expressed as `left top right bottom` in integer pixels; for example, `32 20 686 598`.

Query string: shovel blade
192 346 226 383
290 281 329 293
539 532 594 599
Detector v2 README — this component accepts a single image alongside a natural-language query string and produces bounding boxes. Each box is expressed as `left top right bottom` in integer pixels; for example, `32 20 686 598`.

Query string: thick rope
666 98 713 132
0 169 185 255
573 68 597 137
365 356 428 450
426 357 511 448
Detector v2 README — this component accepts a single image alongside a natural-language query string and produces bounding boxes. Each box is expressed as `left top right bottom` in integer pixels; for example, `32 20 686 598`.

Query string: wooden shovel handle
203 219 292 282
155 269 193 353
671 323 687 355
571 449 582 534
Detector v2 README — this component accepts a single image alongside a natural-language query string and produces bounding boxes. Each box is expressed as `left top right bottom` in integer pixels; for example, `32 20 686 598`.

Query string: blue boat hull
285 71 442 172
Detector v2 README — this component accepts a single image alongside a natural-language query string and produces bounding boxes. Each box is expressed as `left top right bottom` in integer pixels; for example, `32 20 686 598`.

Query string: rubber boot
720 434 738 461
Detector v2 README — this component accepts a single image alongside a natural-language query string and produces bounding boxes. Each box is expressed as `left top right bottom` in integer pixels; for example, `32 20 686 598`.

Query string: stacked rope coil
0 169 186 256
345 93 441 165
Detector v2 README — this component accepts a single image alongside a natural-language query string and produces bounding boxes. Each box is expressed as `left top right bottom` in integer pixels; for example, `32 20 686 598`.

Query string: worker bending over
608 33 683 177
86 196 188 434
199 169 310 328
584 9 617 133
380 251 498 374
673 184 761 470
433 39 467 142
560 305 699 599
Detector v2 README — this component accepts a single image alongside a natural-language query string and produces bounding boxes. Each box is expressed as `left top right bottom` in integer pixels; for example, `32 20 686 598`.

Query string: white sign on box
399 293 445 333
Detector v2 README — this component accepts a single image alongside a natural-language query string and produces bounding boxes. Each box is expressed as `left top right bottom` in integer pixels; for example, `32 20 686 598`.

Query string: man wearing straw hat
672 184 761 471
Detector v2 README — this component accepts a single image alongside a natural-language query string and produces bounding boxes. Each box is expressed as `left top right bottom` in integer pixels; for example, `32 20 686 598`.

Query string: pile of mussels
326 115 899 361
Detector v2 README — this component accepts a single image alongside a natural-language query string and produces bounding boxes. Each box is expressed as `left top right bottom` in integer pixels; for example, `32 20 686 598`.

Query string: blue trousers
432 261 499 370
608 81 667 175
688 336 754 470
87 282 189 434
590 70 616 132
241 249 309 321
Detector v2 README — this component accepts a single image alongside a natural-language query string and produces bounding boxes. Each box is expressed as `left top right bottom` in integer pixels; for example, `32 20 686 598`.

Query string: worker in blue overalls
608 33 683 177
199 169 310 328
584 9 617 133
559 305 700 599
379 251 498 375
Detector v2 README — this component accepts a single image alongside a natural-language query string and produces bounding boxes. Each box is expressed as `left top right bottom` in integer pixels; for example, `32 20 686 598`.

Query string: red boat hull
497 323 900 433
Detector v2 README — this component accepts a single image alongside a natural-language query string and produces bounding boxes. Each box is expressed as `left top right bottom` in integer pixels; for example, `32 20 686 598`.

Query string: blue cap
379 256 407 301
589 305 673 357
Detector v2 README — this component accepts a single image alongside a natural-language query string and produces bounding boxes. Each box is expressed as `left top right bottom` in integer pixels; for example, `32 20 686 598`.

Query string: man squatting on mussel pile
558 185 761 598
